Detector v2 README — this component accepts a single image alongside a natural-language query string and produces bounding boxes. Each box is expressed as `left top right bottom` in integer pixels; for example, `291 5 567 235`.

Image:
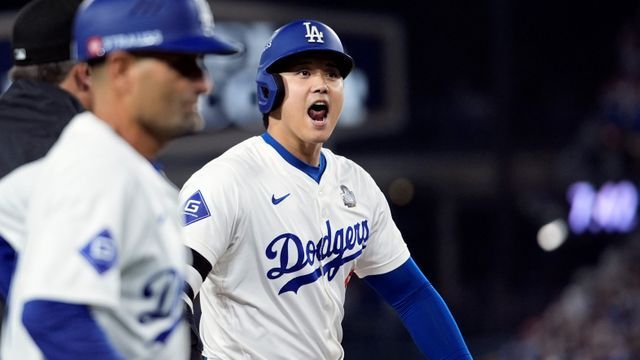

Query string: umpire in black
0 0 92 179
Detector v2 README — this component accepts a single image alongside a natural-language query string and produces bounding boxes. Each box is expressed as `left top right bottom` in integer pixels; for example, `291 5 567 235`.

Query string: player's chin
308 124 335 143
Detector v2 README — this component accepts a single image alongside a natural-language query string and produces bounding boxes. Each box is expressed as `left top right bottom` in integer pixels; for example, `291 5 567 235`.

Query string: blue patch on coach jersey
80 229 118 274
182 190 211 226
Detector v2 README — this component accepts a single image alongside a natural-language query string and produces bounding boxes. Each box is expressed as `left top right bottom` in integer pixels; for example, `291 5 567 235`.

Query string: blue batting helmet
73 0 241 61
256 20 354 114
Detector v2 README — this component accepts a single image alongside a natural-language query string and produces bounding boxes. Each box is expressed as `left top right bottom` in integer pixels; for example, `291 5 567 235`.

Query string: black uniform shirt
0 79 84 178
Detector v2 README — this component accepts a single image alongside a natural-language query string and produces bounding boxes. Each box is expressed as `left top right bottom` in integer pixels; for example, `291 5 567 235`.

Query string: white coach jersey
6 112 188 360
180 135 410 360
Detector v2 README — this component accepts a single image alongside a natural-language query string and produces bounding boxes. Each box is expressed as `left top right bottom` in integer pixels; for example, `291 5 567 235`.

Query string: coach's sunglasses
87 51 207 80
129 51 207 80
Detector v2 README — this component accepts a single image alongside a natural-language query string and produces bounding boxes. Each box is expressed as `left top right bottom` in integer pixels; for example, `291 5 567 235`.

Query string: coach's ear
103 50 137 96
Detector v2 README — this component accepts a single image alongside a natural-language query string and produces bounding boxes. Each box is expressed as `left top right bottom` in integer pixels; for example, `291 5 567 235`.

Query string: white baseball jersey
180 134 410 360
0 160 42 360
6 112 188 360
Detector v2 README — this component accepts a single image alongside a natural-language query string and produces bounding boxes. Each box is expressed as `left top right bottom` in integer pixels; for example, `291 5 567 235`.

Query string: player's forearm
363 257 473 360
22 300 124 360
395 282 472 359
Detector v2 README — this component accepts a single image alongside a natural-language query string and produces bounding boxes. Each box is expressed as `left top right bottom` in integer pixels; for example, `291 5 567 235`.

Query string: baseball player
181 20 473 359
5 0 239 359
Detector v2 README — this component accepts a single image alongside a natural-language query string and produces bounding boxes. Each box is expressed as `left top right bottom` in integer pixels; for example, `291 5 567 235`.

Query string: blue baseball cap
73 0 241 61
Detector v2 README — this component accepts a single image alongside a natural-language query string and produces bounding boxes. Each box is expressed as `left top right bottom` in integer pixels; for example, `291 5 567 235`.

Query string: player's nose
311 73 329 94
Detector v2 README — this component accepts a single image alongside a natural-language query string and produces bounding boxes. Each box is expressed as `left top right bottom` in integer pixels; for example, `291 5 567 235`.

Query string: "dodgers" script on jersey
265 219 369 294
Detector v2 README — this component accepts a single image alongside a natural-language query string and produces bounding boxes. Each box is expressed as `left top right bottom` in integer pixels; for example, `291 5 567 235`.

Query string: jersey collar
261 132 326 184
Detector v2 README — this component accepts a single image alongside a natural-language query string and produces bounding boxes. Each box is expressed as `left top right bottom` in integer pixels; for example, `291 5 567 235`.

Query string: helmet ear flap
256 72 285 114
270 74 285 113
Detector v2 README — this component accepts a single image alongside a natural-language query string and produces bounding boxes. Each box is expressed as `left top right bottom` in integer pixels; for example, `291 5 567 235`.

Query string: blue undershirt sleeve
0 235 17 300
22 300 125 360
362 257 473 360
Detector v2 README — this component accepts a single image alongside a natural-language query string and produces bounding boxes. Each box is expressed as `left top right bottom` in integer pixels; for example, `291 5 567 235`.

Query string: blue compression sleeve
22 300 125 360
0 235 17 299
363 257 472 360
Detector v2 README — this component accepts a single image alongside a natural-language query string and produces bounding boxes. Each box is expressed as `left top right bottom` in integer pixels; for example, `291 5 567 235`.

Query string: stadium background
1 0 640 358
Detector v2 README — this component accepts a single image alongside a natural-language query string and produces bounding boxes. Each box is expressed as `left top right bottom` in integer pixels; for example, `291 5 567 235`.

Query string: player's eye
297 69 311 77
325 69 341 79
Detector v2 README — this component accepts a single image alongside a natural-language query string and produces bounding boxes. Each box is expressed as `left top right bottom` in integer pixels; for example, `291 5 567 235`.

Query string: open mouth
308 102 329 121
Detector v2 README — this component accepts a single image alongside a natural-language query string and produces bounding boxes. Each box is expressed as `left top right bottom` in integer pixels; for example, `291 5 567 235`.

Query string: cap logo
13 48 26 61
87 37 105 58
303 22 324 43
102 30 163 52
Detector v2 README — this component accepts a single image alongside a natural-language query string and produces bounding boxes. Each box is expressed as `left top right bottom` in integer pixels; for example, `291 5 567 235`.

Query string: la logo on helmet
303 22 324 43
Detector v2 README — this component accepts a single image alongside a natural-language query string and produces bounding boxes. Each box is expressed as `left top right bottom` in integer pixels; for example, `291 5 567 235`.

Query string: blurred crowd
500 237 640 359
494 10 640 360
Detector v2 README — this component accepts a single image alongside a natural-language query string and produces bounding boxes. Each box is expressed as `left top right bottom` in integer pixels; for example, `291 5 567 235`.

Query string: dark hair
9 60 76 84
262 113 269 129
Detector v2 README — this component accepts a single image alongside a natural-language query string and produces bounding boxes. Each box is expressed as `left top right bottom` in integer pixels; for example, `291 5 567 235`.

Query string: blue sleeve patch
79 229 118 274
182 190 211 226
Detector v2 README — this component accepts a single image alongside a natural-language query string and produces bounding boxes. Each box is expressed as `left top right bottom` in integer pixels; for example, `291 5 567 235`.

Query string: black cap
11 0 84 66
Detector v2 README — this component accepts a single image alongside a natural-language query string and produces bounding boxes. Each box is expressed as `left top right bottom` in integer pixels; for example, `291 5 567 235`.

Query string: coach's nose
196 76 212 96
